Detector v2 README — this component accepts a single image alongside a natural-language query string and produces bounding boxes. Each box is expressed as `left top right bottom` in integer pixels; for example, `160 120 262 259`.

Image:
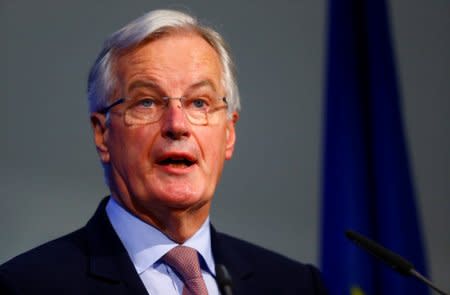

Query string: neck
111 194 210 243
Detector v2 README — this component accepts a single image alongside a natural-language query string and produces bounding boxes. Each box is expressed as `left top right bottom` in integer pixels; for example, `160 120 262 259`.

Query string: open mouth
157 156 196 168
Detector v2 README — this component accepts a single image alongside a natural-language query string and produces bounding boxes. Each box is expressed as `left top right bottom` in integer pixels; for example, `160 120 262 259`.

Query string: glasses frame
98 96 228 126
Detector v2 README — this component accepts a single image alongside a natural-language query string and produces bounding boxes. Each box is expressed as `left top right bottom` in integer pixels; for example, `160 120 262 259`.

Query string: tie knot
162 246 203 282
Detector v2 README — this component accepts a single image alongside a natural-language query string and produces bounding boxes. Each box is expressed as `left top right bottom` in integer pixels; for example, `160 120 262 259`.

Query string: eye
193 99 207 108
186 97 211 111
138 97 156 108
130 97 164 111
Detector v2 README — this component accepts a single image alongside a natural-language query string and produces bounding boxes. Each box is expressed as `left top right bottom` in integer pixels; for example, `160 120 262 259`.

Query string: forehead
114 31 223 93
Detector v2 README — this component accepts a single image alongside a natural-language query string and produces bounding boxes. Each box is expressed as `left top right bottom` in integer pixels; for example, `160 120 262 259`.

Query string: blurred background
1 0 449 291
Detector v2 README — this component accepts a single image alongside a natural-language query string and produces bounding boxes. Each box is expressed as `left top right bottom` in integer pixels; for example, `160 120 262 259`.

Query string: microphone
345 230 448 295
215 264 233 295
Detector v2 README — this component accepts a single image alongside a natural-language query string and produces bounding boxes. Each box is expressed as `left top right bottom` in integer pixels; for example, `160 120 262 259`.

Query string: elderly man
0 9 327 295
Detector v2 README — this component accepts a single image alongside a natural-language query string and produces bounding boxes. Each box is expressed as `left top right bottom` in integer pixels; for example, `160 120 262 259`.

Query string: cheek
200 130 228 170
108 124 158 172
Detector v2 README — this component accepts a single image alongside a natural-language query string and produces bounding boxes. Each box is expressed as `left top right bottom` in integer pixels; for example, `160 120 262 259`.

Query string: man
0 9 327 294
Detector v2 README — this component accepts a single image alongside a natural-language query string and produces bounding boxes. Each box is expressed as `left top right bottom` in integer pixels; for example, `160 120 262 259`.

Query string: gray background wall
1 0 449 291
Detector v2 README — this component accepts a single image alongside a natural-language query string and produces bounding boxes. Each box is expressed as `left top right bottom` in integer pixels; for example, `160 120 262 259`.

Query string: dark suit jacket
0 198 327 294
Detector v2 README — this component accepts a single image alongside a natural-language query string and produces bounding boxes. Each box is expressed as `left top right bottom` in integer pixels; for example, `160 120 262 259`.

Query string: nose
160 99 191 140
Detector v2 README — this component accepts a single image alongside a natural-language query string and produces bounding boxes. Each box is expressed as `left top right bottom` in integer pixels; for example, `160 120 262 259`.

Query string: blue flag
320 0 429 294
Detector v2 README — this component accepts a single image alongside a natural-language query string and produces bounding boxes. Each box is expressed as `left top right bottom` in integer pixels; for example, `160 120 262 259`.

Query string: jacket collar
84 197 255 295
210 225 254 293
84 197 148 295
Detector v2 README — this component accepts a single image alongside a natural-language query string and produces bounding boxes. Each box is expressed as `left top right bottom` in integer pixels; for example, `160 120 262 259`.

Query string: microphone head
345 230 414 275
215 264 233 286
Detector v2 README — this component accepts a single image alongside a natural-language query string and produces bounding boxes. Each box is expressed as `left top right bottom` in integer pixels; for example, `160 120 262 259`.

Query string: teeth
169 158 188 162
170 162 188 167
159 157 193 166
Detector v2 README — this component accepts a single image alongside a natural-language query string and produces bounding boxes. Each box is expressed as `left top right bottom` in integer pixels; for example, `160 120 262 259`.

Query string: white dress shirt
106 197 220 295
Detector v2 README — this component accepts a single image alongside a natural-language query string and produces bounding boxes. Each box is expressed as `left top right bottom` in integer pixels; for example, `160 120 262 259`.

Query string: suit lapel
84 199 258 295
210 225 254 295
84 197 149 295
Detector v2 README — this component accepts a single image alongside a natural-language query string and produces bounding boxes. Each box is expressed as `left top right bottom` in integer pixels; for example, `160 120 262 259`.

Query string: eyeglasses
99 95 228 126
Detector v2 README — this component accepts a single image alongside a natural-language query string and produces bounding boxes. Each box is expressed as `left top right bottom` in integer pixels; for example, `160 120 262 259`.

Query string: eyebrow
127 79 218 95
186 79 218 93
127 80 163 94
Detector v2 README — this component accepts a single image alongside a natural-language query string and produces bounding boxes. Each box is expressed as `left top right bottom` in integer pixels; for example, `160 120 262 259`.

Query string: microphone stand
346 230 448 295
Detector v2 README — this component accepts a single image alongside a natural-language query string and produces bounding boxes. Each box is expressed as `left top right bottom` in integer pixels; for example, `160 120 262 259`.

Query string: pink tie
162 246 209 295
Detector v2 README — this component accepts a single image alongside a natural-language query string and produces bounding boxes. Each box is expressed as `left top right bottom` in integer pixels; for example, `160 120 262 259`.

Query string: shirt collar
105 197 215 275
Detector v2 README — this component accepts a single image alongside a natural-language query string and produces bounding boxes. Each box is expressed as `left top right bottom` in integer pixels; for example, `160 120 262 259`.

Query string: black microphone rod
215 264 233 295
345 230 448 295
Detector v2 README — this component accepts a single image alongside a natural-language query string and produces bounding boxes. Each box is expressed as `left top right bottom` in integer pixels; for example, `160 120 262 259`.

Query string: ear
225 112 239 160
90 112 110 163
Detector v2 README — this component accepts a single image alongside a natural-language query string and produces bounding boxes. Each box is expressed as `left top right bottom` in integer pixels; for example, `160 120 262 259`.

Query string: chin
152 184 207 209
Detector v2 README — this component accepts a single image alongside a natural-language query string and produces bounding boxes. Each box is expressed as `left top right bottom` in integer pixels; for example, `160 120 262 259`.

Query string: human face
91 32 237 225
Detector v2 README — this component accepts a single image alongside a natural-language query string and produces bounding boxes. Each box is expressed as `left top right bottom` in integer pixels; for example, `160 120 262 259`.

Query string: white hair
87 9 240 116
